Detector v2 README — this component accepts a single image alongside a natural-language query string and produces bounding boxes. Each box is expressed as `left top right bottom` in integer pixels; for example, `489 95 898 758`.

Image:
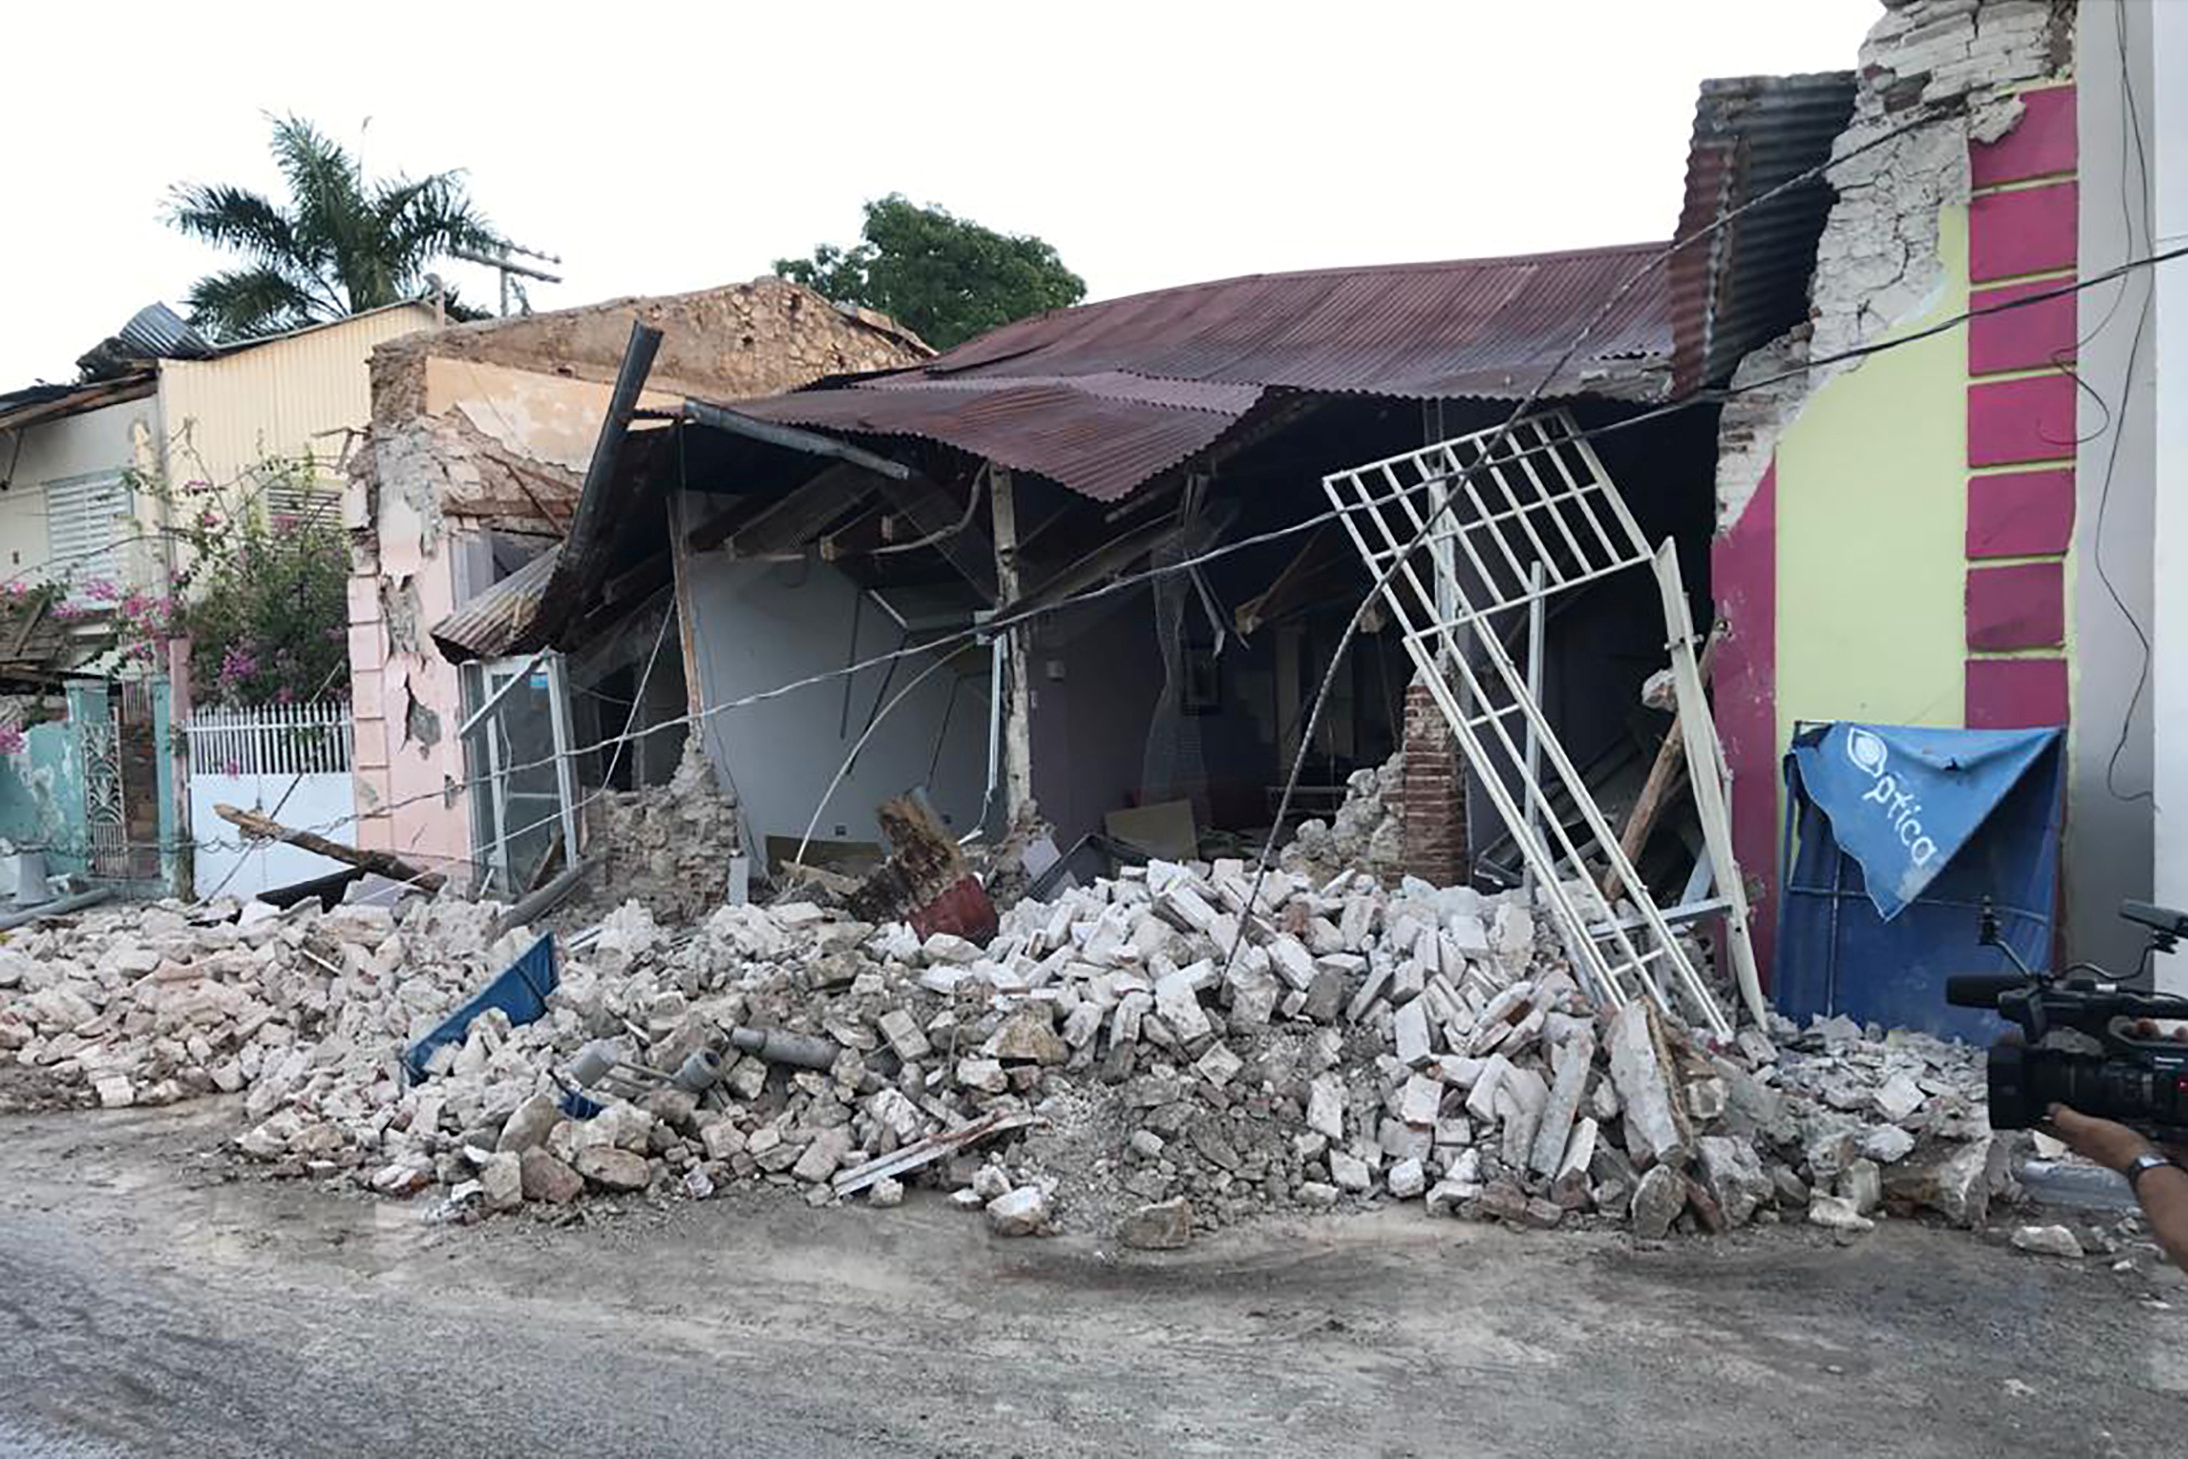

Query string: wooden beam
214 803 447 893
991 468 1034 821
1650 543 1764 1025
1234 524 1338 635
688 462 874 555
1599 624 1722 900
876 475 998 600
817 501 891 561
1010 512 1185 614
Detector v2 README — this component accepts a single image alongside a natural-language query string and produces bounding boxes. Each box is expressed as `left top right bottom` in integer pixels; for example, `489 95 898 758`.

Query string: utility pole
450 242 564 317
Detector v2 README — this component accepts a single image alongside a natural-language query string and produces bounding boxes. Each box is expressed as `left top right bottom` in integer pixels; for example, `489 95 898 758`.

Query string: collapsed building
343 280 928 904
10 2 2171 1260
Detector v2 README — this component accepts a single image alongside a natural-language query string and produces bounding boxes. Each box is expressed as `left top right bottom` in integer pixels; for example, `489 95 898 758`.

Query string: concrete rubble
0 857 2016 1246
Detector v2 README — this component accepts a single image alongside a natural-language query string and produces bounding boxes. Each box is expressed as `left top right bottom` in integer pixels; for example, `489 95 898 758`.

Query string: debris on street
0 850 2015 1246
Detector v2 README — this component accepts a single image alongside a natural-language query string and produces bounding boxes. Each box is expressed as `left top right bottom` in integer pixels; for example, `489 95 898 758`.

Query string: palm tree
166 115 505 340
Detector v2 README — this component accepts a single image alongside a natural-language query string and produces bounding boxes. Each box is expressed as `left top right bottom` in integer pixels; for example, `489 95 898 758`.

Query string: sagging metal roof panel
431 542 560 663
732 377 1262 503
725 244 1675 501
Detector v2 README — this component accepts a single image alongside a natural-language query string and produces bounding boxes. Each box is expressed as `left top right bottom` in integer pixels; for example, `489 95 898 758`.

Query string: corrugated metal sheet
116 304 214 361
432 541 560 662
726 244 1675 502
156 304 437 501
1670 72 1858 393
0 374 157 433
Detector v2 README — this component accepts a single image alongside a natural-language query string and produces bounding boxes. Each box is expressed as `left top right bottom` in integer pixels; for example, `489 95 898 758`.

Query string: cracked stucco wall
1718 0 2076 530
344 278 928 892
1711 0 2079 987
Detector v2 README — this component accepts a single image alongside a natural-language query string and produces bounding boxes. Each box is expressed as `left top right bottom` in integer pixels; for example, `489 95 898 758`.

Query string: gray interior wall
679 521 991 857
2071 0 2159 973
1028 588 1167 851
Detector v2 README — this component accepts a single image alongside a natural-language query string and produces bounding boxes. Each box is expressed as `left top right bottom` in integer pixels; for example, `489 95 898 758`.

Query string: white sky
3 0 1877 385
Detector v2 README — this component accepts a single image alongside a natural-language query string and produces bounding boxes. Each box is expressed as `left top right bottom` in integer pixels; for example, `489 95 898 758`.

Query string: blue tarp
403 934 558 1083
1787 724 2059 920
1776 724 2064 1042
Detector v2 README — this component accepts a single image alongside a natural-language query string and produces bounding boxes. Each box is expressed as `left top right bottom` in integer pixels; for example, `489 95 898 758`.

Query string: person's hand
2048 1104 2161 1172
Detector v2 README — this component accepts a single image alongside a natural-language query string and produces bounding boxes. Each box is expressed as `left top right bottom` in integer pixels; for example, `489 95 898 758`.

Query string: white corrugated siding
155 304 436 505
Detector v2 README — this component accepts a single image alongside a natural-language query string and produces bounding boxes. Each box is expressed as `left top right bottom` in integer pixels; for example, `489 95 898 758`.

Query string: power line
110 232 2188 882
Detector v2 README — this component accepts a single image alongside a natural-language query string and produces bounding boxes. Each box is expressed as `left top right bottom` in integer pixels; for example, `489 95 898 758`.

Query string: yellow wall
1775 206 1973 753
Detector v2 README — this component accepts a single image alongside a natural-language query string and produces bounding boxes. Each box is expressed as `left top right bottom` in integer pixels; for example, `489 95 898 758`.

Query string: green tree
774 195 1086 351
166 115 503 341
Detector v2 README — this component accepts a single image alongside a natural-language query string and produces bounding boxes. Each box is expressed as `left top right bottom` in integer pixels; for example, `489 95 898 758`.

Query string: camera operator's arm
2048 1104 2188 1267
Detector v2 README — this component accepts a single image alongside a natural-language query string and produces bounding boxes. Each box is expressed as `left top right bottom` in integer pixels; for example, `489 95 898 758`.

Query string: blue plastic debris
403 933 558 1083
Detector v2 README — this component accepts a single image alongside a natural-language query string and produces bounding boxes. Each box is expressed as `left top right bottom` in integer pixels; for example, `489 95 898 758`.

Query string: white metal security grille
1323 409 1731 1037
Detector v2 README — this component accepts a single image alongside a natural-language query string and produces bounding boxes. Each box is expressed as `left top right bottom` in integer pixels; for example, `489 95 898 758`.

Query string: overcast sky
3 1 1877 385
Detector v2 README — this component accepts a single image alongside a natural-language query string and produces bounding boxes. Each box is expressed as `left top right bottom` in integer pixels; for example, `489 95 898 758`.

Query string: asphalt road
3 1101 2185 1458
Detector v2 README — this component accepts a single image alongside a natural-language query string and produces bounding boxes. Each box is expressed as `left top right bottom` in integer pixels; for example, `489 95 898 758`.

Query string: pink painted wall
348 479 472 877
1712 464 1777 986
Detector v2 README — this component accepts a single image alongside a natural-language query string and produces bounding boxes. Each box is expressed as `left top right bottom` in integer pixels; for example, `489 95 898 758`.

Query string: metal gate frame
1323 409 1731 1037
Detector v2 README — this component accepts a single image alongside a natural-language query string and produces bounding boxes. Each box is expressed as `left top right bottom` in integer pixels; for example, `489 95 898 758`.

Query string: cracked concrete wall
1719 0 2076 529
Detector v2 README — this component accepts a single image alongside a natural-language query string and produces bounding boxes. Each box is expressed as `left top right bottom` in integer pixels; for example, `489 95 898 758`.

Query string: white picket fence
186 701 357 900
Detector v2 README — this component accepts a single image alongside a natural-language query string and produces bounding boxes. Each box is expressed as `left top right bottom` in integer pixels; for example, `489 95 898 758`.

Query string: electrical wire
62 229 2188 881
2092 14 2158 805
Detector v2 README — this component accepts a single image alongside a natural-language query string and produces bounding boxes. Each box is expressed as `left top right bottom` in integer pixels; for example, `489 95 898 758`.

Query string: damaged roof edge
1670 70 1859 393
674 400 914 480
492 322 662 659
719 242 1677 504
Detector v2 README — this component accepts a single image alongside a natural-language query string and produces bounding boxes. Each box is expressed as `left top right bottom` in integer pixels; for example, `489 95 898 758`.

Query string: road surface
1 1100 2182 1456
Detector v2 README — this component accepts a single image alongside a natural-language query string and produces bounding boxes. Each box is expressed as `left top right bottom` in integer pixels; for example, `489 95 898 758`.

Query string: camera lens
1987 1043 2035 1128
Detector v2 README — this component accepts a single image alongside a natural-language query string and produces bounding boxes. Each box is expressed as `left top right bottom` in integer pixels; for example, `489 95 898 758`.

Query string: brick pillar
1400 678 1467 886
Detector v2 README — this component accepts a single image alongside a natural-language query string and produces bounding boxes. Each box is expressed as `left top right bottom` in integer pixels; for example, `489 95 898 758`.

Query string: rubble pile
0 859 2010 1244
1281 756 1404 885
587 738 743 924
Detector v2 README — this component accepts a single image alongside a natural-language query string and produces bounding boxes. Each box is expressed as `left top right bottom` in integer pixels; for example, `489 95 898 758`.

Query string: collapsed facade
342 280 929 901
11 0 2183 1257
418 245 1776 950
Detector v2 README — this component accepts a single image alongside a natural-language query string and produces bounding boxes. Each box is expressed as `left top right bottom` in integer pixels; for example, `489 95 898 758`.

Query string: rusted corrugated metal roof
727 244 1675 502
431 542 560 663
0 373 157 433
1670 72 1857 393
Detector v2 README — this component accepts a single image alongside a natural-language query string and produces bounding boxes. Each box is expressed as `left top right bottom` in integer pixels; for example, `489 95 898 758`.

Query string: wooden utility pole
213 803 447 893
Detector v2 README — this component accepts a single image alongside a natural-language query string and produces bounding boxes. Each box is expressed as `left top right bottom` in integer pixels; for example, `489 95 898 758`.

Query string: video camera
1945 899 2188 1143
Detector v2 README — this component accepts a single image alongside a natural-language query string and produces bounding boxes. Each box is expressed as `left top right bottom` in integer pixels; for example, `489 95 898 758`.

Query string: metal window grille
44 469 130 595
1323 409 1730 1037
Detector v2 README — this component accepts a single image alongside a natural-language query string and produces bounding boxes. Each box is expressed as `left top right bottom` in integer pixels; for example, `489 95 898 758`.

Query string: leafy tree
166 115 503 340
774 195 1086 350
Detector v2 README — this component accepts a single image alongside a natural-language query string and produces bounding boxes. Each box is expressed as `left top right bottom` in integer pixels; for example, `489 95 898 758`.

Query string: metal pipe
489 853 603 940
678 400 913 481
726 1026 841 1070
0 886 116 931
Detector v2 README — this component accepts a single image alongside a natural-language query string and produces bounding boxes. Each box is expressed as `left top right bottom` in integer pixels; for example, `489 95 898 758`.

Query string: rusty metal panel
1670 72 1857 393
431 543 560 662
723 244 1678 503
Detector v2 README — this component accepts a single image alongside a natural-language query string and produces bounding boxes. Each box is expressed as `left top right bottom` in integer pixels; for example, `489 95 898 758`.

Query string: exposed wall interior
677 535 990 870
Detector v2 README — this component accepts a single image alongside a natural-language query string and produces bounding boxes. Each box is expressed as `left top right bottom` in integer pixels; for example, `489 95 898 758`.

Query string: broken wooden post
213 803 448 893
845 792 998 943
1600 624 1723 901
1648 543 1765 1026
989 466 1035 824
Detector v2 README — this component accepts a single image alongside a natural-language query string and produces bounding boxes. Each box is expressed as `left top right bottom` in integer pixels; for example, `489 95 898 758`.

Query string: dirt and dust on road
1 1098 2184 1459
